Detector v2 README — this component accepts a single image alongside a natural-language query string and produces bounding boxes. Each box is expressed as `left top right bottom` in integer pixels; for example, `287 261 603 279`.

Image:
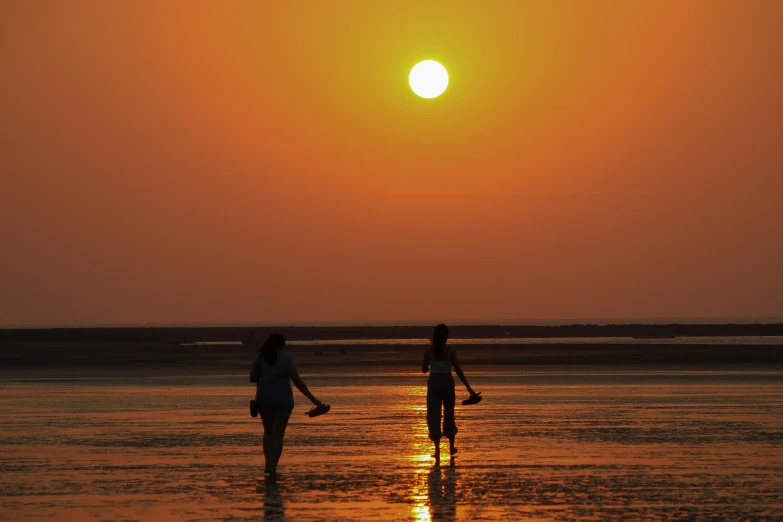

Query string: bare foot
450 447 458 456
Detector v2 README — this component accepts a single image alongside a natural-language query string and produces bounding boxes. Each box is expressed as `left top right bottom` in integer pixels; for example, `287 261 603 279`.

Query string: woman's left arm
452 350 477 396
289 357 323 406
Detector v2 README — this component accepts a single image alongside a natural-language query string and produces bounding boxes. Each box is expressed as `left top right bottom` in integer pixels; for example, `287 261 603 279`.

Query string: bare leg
268 414 290 478
433 438 441 467
448 436 457 456
260 412 273 473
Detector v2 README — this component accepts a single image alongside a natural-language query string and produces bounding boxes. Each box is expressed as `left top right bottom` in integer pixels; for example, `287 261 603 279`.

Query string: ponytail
260 333 285 365
431 323 449 356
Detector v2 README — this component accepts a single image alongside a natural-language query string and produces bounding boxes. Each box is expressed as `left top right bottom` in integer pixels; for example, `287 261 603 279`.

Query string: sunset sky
2 2 782 326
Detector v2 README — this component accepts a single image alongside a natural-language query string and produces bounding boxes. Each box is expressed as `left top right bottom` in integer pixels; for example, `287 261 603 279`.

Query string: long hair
260 333 285 365
431 323 449 356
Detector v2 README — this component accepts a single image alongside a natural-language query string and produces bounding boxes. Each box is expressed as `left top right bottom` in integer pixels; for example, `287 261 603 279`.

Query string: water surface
1 370 782 520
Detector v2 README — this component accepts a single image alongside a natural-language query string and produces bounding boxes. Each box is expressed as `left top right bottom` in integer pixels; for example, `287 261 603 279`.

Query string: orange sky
2 1 782 326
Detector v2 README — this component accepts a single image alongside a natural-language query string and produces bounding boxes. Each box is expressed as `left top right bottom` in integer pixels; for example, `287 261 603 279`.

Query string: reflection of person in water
428 466 457 521
422 324 479 467
261 483 285 519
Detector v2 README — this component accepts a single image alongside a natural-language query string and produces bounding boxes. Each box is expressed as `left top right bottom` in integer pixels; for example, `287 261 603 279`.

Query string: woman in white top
422 324 479 466
249 333 325 480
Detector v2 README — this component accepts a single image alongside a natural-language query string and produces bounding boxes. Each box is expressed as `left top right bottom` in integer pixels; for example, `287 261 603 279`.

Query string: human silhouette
422 324 479 467
249 333 328 481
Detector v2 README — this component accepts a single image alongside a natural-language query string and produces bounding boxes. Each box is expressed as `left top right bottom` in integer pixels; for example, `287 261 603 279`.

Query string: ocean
2 367 782 520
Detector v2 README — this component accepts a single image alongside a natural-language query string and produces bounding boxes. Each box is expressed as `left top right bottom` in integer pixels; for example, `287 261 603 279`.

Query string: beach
2 359 782 520
4 0 783 518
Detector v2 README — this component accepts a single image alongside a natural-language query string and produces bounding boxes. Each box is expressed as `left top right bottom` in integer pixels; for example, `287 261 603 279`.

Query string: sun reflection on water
409 396 434 520
410 465 433 522
407 389 463 521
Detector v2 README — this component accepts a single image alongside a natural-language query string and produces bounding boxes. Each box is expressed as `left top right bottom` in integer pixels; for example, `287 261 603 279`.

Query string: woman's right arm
452 350 477 396
249 353 261 383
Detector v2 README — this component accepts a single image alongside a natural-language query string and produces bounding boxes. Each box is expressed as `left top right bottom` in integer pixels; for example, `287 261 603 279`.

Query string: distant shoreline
2 324 781 377
4 316 782 329
1 340 782 378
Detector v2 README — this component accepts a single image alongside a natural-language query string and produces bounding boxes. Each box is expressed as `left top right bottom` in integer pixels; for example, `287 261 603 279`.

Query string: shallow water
1 369 782 521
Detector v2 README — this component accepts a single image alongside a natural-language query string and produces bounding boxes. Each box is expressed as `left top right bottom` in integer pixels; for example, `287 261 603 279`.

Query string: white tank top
429 345 453 374
252 351 295 381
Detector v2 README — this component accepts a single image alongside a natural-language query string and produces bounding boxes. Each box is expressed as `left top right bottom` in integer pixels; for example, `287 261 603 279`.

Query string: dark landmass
0 341 783 378
0 323 781 377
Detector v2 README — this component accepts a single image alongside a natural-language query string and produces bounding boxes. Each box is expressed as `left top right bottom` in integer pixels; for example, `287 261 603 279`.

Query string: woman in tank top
422 323 479 466
249 333 326 480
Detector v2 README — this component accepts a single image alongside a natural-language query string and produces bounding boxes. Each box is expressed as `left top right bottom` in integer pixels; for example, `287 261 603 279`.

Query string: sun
409 60 448 99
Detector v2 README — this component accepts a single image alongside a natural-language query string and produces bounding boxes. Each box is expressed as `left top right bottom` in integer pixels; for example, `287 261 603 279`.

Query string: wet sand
1 368 782 521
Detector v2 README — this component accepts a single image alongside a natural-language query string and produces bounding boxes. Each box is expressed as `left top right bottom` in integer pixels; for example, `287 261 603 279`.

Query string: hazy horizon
3 315 783 330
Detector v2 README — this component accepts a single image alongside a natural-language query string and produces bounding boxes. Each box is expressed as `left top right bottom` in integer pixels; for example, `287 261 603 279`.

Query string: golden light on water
409 401 433 521
410 470 432 522
410 466 461 521
408 402 460 522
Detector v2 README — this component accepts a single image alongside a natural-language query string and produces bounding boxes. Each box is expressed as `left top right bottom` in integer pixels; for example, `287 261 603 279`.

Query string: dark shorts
256 379 294 416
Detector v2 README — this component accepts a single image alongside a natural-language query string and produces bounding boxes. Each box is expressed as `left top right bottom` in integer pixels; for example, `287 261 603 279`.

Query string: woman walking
422 324 479 466
249 333 327 480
